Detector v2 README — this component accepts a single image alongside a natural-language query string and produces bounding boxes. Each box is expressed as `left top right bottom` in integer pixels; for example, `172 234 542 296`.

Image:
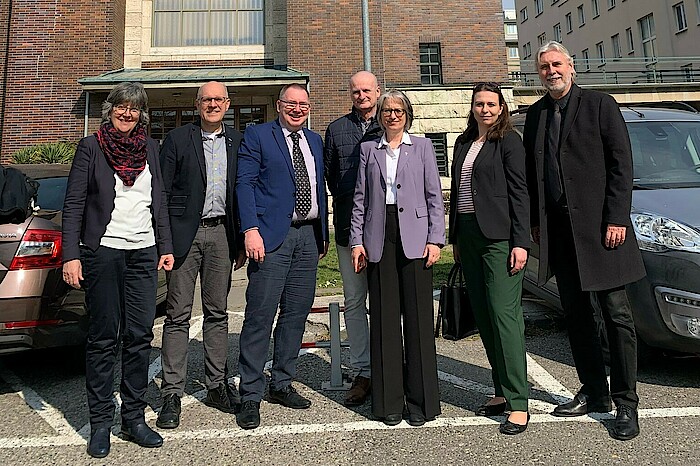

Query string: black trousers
367 206 441 419
81 245 158 429
547 209 639 408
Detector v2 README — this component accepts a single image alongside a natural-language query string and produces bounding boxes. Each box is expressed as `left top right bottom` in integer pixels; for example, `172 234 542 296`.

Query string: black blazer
62 134 173 262
448 129 530 249
159 122 243 261
524 84 645 291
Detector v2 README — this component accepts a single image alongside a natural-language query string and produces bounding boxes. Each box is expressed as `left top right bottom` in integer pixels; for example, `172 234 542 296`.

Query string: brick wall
0 0 10 147
0 0 124 163
287 0 507 137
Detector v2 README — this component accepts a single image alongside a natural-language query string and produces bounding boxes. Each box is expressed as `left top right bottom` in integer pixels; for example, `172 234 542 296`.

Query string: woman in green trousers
448 82 530 435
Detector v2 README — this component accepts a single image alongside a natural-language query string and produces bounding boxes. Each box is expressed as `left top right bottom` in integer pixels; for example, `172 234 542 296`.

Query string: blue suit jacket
236 118 328 253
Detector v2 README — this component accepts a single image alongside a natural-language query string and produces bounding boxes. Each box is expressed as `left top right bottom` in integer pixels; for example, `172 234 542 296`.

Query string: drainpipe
362 0 371 71
83 91 90 137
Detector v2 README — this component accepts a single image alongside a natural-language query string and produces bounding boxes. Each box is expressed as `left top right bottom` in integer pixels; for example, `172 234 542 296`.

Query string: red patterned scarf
96 122 148 187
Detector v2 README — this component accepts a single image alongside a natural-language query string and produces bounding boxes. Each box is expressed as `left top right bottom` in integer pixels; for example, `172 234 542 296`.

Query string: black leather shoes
87 427 110 458
407 413 426 427
119 422 163 448
611 405 640 441
499 413 530 435
475 401 507 417
383 413 402 426
156 393 181 429
204 382 241 414
552 392 612 417
268 384 311 409
236 400 261 430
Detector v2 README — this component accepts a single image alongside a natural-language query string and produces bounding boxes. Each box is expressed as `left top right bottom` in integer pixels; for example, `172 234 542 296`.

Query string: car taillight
9 229 63 270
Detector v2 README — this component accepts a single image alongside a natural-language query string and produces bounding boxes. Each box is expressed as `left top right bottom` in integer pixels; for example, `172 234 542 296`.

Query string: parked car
0 164 168 354
512 106 700 356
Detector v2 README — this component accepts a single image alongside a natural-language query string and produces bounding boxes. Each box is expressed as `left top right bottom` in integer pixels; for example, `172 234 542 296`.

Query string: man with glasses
235 83 329 430
323 71 382 407
157 81 246 429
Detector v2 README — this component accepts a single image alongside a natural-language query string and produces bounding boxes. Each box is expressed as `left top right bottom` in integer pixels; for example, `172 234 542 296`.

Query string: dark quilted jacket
324 110 382 246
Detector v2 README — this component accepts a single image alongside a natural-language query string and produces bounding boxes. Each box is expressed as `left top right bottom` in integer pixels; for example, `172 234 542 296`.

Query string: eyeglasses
279 99 310 111
381 108 406 117
198 96 229 105
114 105 141 116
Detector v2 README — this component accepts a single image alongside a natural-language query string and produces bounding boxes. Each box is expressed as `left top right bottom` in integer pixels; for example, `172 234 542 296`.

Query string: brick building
0 0 509 173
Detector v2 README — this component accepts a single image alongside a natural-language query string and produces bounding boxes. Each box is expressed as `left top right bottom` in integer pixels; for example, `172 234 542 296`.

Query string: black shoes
87 427 110 458
552 392 613 417
499 413 530 435
475 401 507 417
203 382 241 414
611 405 640 441
344 375 371 407
236 400 261 430
268 384 312 409
382 413 403 426
156 393 181 429
119 422 163 448
407 413 427 427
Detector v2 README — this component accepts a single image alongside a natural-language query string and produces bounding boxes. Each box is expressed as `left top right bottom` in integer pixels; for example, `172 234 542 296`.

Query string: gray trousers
161 223 232 396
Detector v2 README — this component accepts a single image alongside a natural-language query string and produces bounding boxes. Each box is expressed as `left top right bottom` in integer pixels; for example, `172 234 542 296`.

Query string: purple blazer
350 134 445 262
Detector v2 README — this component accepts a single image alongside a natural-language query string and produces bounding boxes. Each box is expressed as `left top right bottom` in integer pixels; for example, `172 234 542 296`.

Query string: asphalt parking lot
1 273 699 465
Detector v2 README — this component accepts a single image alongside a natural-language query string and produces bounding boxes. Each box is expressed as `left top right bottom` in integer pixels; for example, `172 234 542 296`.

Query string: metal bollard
321 302 351 391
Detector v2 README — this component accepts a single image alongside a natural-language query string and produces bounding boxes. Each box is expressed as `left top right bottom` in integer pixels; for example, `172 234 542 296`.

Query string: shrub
12 141 77 164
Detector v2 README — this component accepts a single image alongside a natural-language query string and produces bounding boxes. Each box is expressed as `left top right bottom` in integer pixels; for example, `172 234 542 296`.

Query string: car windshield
628 121 700 188
35 177 68 211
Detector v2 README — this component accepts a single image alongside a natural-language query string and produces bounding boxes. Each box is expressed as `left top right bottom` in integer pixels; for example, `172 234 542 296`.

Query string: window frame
591 0 600 18
425 133 449 177
535 0 544 16
419 42 443 85
565 12 573 33
578 4 586 27
553 23 562 42
673 2 688 33
581 48 591 71
611 33 622 59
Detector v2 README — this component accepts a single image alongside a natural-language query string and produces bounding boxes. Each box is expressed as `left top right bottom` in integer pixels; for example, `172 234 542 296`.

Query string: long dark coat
523 84 645 291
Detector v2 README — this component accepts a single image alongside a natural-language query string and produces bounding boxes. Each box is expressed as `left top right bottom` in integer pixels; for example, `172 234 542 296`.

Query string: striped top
456 141 485 214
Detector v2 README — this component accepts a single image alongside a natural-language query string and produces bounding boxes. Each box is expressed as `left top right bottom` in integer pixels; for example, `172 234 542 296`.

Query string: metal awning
78 66 309 91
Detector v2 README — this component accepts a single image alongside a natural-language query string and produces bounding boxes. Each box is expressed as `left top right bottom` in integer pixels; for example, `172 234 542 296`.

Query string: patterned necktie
289 132 312 218
545 101 564 203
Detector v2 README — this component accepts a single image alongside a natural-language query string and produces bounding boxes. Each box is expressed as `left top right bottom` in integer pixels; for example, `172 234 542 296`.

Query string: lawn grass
317 232 456 290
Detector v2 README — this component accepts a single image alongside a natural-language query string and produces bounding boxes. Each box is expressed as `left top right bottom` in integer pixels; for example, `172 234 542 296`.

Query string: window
505 23 518 35
565 13 573 33
673 2 688 32
553 23 562 42
581 48 590 71
535 0 544 16
626 27 634 53
596 41 605 64
538 32 547 46
611 33 622 58
152 0 264 47
591 0 600 17
682 64 694 82
608 0 616 8
419 43 442 85
508 46 520 59
426 134 449 177
638 14 657 62
520 7 528 22
150 109 198 141
578 5 586 26
523 41 532 59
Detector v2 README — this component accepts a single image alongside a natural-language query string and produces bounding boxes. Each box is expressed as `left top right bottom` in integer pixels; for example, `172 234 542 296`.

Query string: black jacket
160 122 243 262
324 110 382 246
449 130 530 249
62 134 173 262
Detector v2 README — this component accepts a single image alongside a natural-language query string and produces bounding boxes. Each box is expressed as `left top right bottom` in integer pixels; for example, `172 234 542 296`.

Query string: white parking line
525 354 575 404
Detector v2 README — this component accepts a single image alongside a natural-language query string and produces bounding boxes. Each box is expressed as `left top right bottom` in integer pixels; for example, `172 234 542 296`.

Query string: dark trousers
456 214 529 412
548 208 639 408
161 223 232 395
81 245 158 429
367 206 441 419
238 223 319 402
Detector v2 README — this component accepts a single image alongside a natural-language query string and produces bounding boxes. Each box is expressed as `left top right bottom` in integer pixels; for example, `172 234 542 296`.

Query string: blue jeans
238 224 319 402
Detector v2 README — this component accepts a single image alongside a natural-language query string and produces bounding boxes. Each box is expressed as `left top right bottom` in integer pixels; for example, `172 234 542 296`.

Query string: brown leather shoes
344 375 371 407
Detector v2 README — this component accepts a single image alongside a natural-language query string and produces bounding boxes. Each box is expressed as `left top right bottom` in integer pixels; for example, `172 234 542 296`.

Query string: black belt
200 216 226 227
291 218 317 228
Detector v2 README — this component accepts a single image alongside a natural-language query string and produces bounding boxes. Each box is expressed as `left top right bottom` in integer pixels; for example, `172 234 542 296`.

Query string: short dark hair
101 82 150 126
279 83 309 101
463 82 512 142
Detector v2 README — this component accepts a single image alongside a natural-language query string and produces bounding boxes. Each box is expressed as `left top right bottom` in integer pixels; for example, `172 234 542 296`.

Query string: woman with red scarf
62 82 174 458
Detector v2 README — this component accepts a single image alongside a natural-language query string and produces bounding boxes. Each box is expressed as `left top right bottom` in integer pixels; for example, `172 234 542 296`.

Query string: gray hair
536 41 577 79
377 89 414 132
101 82 150 126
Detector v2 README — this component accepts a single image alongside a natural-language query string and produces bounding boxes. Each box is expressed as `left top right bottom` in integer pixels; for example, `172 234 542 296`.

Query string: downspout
362 0 371 71
83 91 90 137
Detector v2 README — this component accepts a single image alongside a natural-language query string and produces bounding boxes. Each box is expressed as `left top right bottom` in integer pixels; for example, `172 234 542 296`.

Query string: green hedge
12 141 77 164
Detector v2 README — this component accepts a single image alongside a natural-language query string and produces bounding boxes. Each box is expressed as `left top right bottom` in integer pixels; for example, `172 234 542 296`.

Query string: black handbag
435 263 478 340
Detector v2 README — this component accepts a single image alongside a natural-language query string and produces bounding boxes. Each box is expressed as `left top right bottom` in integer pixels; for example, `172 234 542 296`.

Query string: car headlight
631 212 700 253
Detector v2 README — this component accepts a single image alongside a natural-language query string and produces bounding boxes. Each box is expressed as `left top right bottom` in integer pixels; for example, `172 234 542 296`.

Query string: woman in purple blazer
350 89 445 426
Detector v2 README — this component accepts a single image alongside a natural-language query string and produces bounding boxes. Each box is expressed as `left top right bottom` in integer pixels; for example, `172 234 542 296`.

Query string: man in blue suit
235 83 329 430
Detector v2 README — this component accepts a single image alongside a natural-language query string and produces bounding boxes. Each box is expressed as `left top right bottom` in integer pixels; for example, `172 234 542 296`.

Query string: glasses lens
382 109 405 116
282 100 310 111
